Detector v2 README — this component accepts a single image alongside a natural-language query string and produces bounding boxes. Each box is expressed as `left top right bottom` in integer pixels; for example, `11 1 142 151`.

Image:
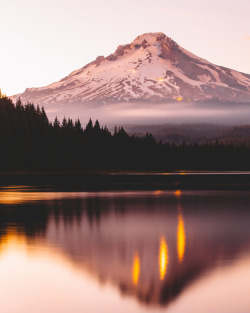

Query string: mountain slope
13 32 250 105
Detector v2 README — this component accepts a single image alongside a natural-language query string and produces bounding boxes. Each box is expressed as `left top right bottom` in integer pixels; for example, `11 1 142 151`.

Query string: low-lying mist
44 101 250 126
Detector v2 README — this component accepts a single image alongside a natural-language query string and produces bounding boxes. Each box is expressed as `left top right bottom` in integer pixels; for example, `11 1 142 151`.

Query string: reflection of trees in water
1 193 250 306
0 203 49 240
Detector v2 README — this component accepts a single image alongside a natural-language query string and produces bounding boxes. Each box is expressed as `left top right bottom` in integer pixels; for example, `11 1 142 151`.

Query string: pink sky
0 0 249 96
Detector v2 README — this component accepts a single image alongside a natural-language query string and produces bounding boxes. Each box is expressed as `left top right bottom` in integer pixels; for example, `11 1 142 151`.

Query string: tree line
0 95 250 171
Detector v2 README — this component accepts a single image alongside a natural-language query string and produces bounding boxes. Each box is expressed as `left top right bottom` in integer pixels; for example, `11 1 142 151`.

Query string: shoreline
0 171 250 191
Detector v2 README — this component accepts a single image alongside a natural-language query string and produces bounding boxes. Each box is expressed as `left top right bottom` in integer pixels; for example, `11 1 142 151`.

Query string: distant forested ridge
0 94 250 171
125 123 250 145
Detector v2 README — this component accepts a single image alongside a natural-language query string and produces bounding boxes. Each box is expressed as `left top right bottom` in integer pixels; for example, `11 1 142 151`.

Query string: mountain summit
13 32 250 105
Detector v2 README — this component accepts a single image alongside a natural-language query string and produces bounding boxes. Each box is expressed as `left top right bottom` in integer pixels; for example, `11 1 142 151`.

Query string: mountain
12 32 250 106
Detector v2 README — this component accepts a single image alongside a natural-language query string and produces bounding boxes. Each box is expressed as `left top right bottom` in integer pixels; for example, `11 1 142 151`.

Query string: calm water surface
0 186 250 312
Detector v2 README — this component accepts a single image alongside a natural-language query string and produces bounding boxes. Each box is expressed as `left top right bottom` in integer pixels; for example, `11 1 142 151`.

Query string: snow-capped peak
132 32 170 45
12 32 250 106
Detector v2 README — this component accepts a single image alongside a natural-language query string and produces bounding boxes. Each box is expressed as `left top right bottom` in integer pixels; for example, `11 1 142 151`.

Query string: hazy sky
1 0 249 96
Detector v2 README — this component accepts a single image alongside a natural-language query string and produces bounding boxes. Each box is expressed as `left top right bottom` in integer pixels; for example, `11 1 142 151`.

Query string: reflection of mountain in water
1 191 250 306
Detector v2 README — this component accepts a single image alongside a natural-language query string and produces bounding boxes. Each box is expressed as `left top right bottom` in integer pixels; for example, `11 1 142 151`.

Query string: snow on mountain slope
12 33 250 105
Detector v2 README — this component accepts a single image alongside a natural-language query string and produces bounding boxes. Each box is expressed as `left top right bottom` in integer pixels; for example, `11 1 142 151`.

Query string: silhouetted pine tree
0 96 249 171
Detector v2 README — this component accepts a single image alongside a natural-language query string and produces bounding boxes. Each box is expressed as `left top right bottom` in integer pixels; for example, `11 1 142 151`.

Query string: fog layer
44 101 250 126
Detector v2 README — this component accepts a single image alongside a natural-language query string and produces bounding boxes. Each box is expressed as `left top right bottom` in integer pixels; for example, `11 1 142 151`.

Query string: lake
0 179 250 312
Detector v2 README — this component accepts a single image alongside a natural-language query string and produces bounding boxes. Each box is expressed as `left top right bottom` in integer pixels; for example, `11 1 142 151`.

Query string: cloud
246 36 250 41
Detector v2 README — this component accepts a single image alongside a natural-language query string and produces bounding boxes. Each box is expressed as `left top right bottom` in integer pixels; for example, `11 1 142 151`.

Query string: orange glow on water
174 190 181 197
132 252 140 285
177 213 186 262
154 190 163 195
159 236 168 280
0 191 25 205
0 187 86 205
0 190 65 204
0 230 27 256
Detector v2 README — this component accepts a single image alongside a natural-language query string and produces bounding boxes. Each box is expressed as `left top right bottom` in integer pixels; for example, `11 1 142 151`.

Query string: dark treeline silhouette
125 123 250 145
0 95 250 171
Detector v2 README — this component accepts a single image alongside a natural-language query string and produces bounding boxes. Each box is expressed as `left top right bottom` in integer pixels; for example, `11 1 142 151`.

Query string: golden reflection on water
174 190 181 197
177 213 186 262
0 191 26 205
0 188 80 205
0 229 27 256
153 190 163 195
132 252 140 286
159 236 168 280
0 190 57 204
